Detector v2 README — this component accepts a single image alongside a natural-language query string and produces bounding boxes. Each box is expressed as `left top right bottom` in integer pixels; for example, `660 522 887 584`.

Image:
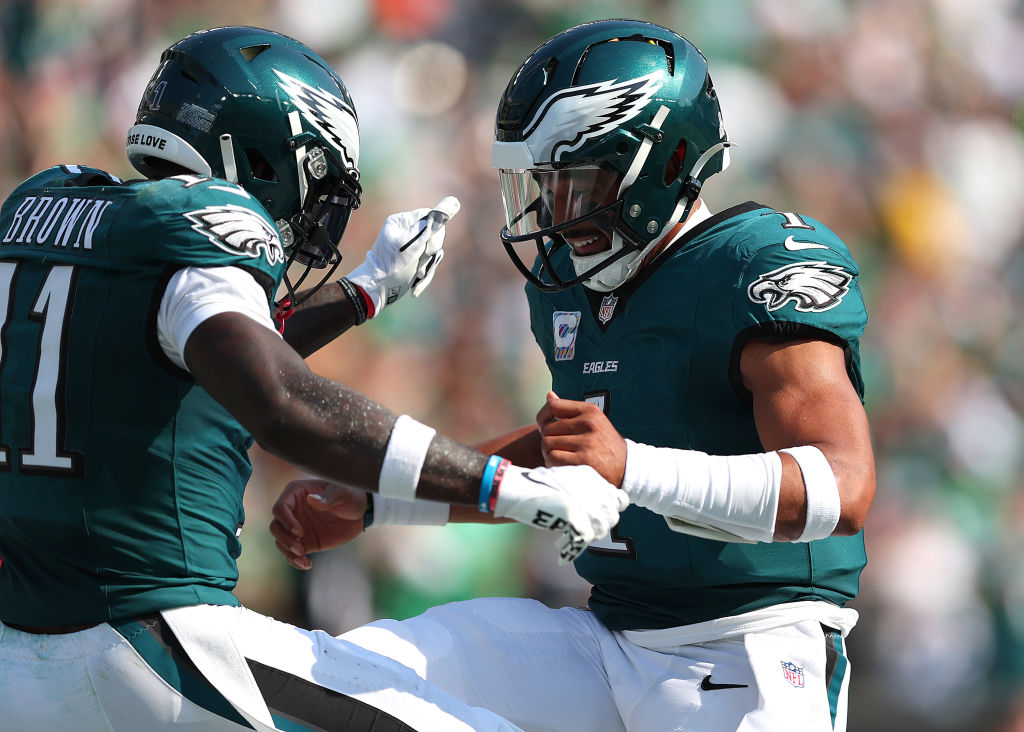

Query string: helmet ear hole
664 140 687 185
245 148 278 182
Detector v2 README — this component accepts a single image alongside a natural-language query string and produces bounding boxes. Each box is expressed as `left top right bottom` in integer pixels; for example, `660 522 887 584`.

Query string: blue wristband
479 455 503 512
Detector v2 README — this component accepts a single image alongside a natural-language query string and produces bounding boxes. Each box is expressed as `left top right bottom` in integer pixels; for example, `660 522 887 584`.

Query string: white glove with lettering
492 465 629 564
344 196 460 317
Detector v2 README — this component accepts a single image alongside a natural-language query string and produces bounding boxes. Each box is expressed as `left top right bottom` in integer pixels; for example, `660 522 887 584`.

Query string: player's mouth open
567 234 607 256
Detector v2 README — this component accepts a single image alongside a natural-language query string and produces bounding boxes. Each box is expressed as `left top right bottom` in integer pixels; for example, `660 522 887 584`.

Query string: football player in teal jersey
0 25 628 732
273 19 876 732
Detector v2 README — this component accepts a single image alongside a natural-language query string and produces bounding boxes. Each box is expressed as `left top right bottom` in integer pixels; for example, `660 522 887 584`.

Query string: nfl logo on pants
781 661 805 688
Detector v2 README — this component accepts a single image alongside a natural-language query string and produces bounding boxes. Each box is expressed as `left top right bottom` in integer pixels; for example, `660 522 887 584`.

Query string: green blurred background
2 1 1022 729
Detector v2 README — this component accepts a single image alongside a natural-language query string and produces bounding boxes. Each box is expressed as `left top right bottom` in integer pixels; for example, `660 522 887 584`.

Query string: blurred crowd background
2 0 1022 729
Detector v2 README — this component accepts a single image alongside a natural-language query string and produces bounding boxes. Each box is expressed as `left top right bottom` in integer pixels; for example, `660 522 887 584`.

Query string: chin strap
630 139 738 279
680 140 737 202
617 105 671 198
583 139 737 292
580 103 671 291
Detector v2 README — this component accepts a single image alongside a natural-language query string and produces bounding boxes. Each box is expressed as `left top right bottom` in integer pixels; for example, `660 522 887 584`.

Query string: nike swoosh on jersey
699 675 750 691
783 235 829 251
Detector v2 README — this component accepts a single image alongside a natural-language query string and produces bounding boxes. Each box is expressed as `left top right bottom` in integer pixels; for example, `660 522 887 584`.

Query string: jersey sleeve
157 266 282 372
119 175 287 293
733 228 867 346
5 165 122 196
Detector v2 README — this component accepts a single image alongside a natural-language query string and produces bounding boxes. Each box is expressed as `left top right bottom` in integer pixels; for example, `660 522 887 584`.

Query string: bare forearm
448 504 512 523
473 424 543 467
188 313 488 505
280 281 361 357
326 424 542 525
257 375 489 506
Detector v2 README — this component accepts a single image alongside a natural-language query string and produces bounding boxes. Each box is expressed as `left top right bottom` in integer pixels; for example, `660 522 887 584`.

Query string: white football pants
342 597 852 732
0 604 521 732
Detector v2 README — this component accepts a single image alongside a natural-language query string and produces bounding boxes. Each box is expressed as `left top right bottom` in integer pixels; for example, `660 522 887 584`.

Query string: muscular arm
540 337 876 542
270 422 547 565
185 312 488 504
279 194 461 357
740 338 875 540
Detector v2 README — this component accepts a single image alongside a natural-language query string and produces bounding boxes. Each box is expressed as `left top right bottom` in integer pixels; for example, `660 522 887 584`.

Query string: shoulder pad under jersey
8 165 124 195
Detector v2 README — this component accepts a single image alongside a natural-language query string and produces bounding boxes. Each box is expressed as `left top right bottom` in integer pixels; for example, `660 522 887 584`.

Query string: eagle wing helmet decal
748 261 853 313
184 204 286 266
523 73 662 163
274 69 359 169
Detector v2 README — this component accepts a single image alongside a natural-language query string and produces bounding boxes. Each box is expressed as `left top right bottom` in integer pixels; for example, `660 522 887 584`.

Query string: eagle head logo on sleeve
747 261 852 313
184 204 286 266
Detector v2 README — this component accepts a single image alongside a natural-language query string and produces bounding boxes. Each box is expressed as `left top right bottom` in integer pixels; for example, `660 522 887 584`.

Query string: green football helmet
126 26 361 303
493 19 732 292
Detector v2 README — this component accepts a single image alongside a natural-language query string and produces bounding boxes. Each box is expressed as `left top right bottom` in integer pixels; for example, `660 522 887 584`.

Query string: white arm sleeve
157 266 280 372
623 441 843 543
368 495 450 527
622 440 781 543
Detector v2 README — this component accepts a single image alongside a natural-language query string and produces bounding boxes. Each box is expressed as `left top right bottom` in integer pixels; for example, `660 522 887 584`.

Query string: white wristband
622 440 781 543
779 446 841 541
370 495 450 527
379 415 436 500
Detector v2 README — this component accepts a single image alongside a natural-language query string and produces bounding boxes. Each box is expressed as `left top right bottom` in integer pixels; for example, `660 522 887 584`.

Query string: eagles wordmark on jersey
528 201 869 631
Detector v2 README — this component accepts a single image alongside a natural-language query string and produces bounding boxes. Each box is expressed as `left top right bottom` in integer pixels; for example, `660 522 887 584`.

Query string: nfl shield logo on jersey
553 311 581 361
597 294 618 324
781 661 805 688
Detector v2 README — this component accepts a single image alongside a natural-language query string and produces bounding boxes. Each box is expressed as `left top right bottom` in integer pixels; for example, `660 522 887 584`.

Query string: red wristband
488 458 510 513
359 286 376 319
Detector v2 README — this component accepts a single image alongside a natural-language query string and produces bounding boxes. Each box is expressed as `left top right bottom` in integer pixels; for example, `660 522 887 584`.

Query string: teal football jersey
0 166 286 625
526 202 869 631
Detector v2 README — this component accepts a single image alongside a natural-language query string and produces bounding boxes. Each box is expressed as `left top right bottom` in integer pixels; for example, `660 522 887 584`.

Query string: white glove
493 465 629 564
344 195 460 317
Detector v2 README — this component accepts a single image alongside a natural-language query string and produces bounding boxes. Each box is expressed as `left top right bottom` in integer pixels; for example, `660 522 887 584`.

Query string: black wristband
338 277 368 326
362 492 375 530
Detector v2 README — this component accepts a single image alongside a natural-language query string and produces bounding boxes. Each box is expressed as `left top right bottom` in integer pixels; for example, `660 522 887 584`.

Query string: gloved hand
492 464 629 564
344 196 460 318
